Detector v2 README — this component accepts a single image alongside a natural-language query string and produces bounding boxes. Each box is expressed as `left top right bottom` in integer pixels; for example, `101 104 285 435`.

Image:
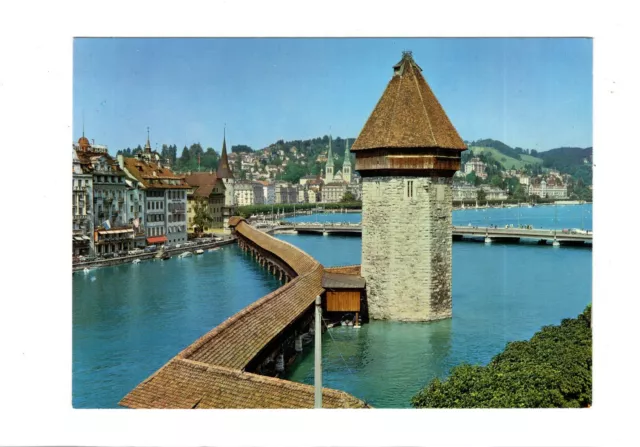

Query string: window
407 180 414 198
130 206 133 213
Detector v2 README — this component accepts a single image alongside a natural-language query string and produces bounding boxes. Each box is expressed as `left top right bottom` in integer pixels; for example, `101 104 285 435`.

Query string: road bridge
274 222 593 246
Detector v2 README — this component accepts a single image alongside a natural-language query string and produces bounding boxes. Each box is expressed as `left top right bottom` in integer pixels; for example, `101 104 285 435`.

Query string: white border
1 0 637 446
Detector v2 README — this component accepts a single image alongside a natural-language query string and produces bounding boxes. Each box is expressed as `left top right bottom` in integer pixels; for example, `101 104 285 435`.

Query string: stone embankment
120 217 368 409
72 238 236 272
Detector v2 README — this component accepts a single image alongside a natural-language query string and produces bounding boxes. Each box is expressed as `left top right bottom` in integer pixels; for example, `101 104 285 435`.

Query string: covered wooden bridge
120 217 368 409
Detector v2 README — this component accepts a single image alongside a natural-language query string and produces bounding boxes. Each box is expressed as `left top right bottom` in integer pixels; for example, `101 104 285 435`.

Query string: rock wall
361 176 452 321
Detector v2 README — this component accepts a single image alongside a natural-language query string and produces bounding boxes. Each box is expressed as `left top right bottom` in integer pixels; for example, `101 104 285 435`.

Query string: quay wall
72 238 236 272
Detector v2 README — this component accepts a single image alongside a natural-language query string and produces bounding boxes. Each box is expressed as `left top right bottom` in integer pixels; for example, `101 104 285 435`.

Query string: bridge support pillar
553 239 560 247
275 353 285 373
295 334 303 352
484 237 492 244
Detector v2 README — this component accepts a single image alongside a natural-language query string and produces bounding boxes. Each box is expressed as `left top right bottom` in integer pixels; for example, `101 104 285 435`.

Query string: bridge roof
351 51 466 152
322 272 365 289
120 358 368 409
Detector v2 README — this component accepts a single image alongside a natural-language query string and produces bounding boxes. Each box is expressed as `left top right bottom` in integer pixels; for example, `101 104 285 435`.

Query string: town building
184 171 226 232
120 131 190 246
351 51 466 321
464 157 487 179
72 138 94 256
321 181 348 203
216 132 236 230
479 185 508 200
529 177 568 199
452 183 478 201
234 180 265 206
274 181 297 204
75 134 142 255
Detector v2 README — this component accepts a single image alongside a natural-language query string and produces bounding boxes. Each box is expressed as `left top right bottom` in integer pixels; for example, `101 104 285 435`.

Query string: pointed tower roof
352 51 466 152
326 135 334 167
144 127 152 153
343 138 351 166
216 129 234 179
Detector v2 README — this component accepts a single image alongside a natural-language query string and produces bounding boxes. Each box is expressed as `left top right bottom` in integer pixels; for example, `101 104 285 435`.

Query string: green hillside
468 146 543 170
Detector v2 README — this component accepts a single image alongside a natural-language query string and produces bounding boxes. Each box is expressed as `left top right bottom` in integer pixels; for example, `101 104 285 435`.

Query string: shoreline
72 237 236 272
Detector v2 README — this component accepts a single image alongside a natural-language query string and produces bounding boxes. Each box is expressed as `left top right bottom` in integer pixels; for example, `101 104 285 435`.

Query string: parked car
103 252 116 259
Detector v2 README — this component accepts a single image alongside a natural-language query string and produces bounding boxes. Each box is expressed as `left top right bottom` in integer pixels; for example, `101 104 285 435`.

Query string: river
72 204 592 408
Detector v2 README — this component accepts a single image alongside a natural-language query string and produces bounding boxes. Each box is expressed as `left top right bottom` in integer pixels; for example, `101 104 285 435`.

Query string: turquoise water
72 245 281 408
72 205 592 408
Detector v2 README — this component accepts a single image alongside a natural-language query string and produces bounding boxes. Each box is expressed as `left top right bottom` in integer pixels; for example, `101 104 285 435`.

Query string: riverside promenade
120 217 368 409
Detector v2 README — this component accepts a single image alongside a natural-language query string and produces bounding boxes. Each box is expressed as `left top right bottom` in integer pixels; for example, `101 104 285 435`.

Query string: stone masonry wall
361 176 453 321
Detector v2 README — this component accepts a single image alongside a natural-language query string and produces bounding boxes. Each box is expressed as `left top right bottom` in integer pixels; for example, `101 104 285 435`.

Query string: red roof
147 236 168 244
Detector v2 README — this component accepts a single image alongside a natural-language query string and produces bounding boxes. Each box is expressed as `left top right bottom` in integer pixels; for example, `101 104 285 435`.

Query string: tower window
407 180 414 198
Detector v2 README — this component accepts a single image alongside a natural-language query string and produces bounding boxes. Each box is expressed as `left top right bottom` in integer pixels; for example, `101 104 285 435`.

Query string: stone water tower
351 51 467 321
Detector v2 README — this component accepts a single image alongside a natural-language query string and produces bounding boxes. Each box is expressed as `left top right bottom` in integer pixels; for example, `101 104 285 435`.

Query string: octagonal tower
351 51 467 321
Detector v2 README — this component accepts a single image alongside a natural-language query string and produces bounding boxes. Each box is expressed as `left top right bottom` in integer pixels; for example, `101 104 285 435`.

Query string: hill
539 147 593 185
467 146 543 171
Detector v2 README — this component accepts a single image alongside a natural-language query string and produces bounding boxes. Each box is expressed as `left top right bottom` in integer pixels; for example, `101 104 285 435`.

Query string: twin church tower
352 51 467 321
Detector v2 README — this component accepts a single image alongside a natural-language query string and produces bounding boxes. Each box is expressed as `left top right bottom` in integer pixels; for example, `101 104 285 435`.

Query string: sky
73 38 592 155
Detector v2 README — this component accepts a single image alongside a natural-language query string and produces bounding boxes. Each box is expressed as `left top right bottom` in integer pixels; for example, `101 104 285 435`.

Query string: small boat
178 251 192 258
83 268 90 274
161 252 171 260
132 258 141 264
195 249 204 255
208 247 219 253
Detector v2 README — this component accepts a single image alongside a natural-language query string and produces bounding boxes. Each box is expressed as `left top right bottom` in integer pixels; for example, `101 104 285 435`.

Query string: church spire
145 126 151 153
344 138 351 166
216 126 234 179
326 134 334 167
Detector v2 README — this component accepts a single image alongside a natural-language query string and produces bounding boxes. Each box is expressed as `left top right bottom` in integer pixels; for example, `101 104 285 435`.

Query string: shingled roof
351 51 467 152
120 358 368 409
120 219 370 408
122 157 190 189
184 172 223 198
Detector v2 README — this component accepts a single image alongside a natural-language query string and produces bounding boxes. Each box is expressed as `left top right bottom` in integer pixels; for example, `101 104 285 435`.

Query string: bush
411 305 592 408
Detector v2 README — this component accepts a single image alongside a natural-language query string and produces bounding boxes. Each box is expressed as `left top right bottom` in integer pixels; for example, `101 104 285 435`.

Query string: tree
180 146 190 165
231 145 253 154
477 189 487 202
411 305 591 408
192 196 214 233
341 191 356 202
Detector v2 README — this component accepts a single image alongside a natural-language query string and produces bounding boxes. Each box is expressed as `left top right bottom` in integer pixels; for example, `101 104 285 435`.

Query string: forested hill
539 147 593 170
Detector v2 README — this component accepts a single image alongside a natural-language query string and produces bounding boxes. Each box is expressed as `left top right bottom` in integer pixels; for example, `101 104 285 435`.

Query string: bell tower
351 51 467 321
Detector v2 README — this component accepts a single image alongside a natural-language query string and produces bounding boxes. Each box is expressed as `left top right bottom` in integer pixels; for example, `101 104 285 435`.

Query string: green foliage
236 202 362 218
471 139 522 160
191 196 214 232
477 189 487 202
281 163 308 184
232 145 253 154
341 191 356 202
411 305 592 408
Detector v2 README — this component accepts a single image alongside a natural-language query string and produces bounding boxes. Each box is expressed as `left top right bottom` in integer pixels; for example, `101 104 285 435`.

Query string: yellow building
184 172 226 233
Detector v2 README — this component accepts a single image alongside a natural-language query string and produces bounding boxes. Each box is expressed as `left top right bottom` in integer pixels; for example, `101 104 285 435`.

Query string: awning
147 236 168 244
82 235 91 241
73 236 83 241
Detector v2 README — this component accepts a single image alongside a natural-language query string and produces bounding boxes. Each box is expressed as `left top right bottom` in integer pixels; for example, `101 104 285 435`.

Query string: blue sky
73 38 592 154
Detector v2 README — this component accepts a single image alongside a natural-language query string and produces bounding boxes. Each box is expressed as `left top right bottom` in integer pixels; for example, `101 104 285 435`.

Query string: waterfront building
184 171 226 232
75 134 140 255
529 177 568 199
321 181 348 203
233 180 265 206
464 157 487 179
518 174 531 186
351 51 466 321
72 138 94 256
120 132 190 246
479 185 508 200
274 181 298 204
452 183 478 201
216 132 237 230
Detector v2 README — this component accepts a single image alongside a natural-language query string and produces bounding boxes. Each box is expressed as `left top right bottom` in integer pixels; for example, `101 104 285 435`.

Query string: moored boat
161 252 171 260
178 251 192 258
195 249 204 255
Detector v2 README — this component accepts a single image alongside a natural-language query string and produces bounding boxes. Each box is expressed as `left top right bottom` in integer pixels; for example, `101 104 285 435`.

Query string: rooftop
351 51 467 152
